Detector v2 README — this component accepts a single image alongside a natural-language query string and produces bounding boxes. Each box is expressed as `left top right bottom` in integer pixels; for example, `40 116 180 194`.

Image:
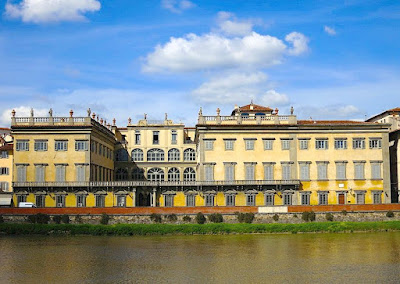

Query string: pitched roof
0 144 13 151
366 107 400 121
238 104 273 112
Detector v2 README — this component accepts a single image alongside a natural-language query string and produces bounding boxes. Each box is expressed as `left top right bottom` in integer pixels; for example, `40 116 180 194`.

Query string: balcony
198 114 297 125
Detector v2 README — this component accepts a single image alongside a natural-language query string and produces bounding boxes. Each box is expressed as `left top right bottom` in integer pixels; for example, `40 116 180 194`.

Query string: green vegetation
61 214 70 224
237 213 255 223
272 214 279 222
326 213 334 222
28 213 50 224
208 213 223 223
386 210 395 218
165 214 178 222
100 213 110 225
150 213 162 223
195 212 206 224
182 215 192 223
302 211 316 222
53 215 62 224
0 215 3 224
2 221 400 236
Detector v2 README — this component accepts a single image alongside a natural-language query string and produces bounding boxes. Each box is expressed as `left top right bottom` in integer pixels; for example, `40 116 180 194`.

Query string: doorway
338 193 345 205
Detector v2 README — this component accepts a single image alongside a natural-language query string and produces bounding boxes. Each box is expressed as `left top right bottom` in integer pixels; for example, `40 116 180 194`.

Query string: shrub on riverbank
53 215 62 224
150 213 162 223
302 211 316 222
182 215 192 223
195 213 206 224
326 213 334 222
2 221 400 236
28 213 50 224
208 213 223 223
386 211 395 218
100 213 110 225
0 215 3 224
237 213 255 223
166 214 178 222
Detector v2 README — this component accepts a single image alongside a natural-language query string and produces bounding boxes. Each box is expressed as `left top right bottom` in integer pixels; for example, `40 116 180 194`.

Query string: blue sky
0 0 399 126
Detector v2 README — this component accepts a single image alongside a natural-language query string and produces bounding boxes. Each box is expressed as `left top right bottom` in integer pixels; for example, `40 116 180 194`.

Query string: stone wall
2 211 400 225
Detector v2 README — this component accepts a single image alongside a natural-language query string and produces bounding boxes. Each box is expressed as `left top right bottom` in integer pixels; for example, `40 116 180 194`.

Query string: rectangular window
171 130 177 144
204 140 214 150
353 138 365 149
17 165 27 182
1 151 9 158
316 139 328 150
317 163 328 180
17 195 26 206
95 195 105 207
369 138 382 149
354 163 365 179
116 195 126 207
336 163 346 180
77 195 86 207
334 139 347 149
283 194 292 205
75 140 88 151
35 195 45 208
0 182 9 191
282 164 291 180
319 192 328 205
35 165 45 182
263 139 273 150
226 195 235 206
16 140 29 151
55 140 68 151
204 166 214 181
299 140 309 150
0 167 9 175
373 192 382 204
245 140 255 150
186 195 196 207
246 194 256 206
245 164 255 180
55 165 66 182
34 140 48 151
164 195 174 207
56 195 65 208
153 131 160 144
299 164 310 180
224 140 234 150
205 195 214 206
281 140 290 150
371 163 382 179
356 192 365 204
225 164 235 181
135 131 141 145
76 165 86 181
301 193 310 205
265 194 274 205
264 164 274 180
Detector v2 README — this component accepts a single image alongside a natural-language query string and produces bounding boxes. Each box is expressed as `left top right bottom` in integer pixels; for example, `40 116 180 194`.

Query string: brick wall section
288 204 400 213
1 204 400 216
0 206 257 215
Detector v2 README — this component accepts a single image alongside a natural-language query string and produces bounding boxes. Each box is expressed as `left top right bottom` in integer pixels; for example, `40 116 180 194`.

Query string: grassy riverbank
2 221 400 236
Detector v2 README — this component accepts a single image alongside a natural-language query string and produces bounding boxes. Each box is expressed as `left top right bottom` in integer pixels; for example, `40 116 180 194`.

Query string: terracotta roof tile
239 104 273 112
0 144 13 151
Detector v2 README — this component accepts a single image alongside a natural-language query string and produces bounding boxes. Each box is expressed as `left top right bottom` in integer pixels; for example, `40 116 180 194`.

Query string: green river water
1 232 400 283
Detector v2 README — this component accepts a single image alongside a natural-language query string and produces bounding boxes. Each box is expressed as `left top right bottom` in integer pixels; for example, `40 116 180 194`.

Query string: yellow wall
0 148 13 192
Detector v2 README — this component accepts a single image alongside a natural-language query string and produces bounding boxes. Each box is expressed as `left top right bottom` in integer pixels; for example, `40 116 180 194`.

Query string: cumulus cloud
216 11 253 36
324 25 336 36
161 0 195 14
143 30 308 73
0 106 47 126
5 0 101 23
285 32 309 55
261 90 290 106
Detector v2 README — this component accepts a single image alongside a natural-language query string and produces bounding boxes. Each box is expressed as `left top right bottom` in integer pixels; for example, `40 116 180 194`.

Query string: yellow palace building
10 103 392 208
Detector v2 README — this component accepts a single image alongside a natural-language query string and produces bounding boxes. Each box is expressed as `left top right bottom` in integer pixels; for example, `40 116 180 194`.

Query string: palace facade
9 103 393 208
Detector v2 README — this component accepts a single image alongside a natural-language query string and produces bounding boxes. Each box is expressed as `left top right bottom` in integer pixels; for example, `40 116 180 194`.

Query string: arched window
115 149 129 161
147 168 164 182
132 168 145 180
168 148 180 161
147 149 164 161
168 167 180 181
132 149 144 161
116 168 128 180
183 167 196 181
183 148 196 161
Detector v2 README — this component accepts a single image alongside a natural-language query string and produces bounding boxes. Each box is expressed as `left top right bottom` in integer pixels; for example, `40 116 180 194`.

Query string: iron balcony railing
13 180 301 188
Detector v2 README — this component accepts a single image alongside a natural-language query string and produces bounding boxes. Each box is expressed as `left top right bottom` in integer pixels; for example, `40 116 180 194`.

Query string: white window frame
186 194 196 207
168 148 180 161
55 140 68 151
245 139 255 150
34 140 48 151
371 162 382 179
263 139 273 150
334 139 347 149
318 192 328 205
131 149 144 161
204 140 214 151
183 148 196 161
224 140 234 151
316 139 328 150
353 138 365 149
75 140 88 151
16 140 29 151
369 138 382 149
299 139 309 150
281 140 290 150
183 167 196 181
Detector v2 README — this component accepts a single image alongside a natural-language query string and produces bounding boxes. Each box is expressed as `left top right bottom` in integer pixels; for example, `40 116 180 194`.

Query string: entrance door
138 192 151 207
338 193 345 205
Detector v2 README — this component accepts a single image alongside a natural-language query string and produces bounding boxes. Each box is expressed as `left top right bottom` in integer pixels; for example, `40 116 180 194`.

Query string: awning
0 194 12 206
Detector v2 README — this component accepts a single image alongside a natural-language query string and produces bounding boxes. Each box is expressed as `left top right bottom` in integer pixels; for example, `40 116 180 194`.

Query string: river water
1 232 400 283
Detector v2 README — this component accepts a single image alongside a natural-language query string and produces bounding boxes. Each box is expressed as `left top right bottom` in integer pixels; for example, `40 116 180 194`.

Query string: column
152 187 157 207
132 188 136 207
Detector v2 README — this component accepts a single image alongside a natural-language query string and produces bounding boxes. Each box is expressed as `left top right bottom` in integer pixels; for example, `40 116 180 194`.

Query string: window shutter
372 164 381 179
300 165 309 180
205 166 213 181
225 165 234 181
246 165 254 180
282 165 291 180
264 165 273 180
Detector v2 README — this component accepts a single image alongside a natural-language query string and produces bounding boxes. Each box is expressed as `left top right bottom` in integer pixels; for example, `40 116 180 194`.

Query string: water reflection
1 233 400 283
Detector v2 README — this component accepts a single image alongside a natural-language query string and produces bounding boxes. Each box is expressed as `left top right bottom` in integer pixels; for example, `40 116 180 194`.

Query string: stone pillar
152 187 157 207
132 188 136 207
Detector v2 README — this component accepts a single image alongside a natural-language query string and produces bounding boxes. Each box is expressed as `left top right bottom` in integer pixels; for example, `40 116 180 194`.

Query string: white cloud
285 32 309 55
143 30 308 73
324 25 337 36
261 90 290 106
161 0 195 14
296 104 362 120
1 106 47 126
216 11 253 36
5 0 101 23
